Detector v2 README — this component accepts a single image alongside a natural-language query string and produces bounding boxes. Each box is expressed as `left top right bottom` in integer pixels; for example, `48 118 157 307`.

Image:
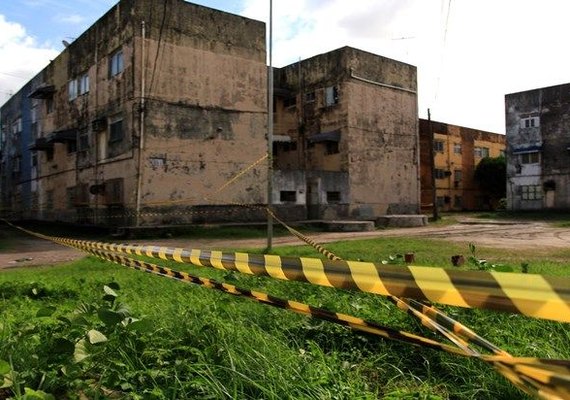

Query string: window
68 79 78 101
109 118 124 143
67 140 77 154
499 149 505 157
453 143 462 154
105 178 124 204
434 168 447 179
79 73 89 95
519 152 540 164
66 186 76 208
520 116 540 128
327 191 341 203
76 184 89 206
31 152 38 167
46 98 54 114
305 91 315 103
78 130 89 152
283 97 297 108
474 147 490 158
325 86 339 106
436 196 445 207
13 157 21 173
325 141 339 155
46 148 54 162
109 49 124 77
280 191 297 203
46 190 54 210
454 169 463 183
521 185 542 200
454 195 463 208
434 140 444 153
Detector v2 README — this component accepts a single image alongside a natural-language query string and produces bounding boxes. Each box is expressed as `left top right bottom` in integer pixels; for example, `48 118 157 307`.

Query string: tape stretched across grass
43 236 570 324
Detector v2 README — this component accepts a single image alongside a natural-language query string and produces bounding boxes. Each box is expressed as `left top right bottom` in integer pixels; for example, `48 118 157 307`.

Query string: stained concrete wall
273 47 419 220
1 0 267 226
506 83 570 210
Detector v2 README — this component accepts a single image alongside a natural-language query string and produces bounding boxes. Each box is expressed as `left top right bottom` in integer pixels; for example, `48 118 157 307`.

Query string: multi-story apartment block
272 47 420 221
419 119 506 211
1 2 424 226
0 0 268 225
505 83 570 210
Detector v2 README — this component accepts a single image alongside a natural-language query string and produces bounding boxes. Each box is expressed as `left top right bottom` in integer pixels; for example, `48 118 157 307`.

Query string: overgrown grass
474 210 570 227
1 233 569 399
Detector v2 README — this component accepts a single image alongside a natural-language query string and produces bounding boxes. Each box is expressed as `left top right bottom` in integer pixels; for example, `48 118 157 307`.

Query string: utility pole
266 0 274 251
428 108 439 221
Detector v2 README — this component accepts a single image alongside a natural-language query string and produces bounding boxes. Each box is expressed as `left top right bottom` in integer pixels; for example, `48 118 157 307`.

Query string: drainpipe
135 21 146 226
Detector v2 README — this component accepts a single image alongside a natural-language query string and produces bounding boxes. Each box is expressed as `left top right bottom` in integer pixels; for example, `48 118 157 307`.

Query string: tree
474 156 506 201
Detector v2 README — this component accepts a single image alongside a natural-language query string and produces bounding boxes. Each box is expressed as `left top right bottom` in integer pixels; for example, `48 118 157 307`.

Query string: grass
1 229 569 399
473 210 570 227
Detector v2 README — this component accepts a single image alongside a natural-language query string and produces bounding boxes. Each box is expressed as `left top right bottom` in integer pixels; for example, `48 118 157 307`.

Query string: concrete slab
375 215 428 228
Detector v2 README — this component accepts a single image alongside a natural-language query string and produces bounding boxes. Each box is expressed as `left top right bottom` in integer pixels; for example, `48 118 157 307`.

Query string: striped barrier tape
64 243 570 399
4 221 570 399
265 215 512 357
46 237 570 323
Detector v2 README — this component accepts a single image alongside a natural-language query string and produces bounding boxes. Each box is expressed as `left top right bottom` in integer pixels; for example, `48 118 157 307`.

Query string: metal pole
266 0 274 251
135 21 146 226
428 108 439 221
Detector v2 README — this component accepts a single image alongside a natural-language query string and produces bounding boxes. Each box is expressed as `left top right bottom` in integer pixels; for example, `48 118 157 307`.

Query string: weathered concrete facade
273 47 420 221
419 120 505 211
0 0 267 225
505 83 570 210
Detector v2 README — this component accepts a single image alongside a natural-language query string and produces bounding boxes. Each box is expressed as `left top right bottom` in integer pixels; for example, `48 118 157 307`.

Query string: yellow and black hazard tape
269 213 510 357
48 236 570 324
70 243 570 400
5 220 570 399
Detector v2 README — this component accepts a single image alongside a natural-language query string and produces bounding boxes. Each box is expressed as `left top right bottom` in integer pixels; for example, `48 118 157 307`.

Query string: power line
0 71 30 80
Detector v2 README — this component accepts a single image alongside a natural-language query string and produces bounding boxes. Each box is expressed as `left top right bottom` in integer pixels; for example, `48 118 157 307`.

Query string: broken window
433 140 444 153
109 49 124 77
325 86 339 106
280 191 297 203
305 91 315 103
327 191 341 203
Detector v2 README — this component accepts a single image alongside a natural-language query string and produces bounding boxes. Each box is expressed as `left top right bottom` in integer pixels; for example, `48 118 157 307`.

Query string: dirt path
1 218 569 269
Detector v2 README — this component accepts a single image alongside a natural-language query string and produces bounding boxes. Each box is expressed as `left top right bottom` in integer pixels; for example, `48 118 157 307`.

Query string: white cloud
239 0 570 133
0 14 59 106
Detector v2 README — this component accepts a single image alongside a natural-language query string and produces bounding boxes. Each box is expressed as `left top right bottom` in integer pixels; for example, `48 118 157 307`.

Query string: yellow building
420 119 506 211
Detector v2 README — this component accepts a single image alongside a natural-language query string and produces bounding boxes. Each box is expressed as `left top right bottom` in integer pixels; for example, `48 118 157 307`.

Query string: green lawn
0 232 569 399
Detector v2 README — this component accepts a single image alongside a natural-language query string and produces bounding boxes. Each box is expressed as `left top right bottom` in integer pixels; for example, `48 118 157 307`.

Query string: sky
1 0 569 134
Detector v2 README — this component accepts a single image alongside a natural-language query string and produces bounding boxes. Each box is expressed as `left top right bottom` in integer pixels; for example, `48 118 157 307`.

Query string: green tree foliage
474 156 506 198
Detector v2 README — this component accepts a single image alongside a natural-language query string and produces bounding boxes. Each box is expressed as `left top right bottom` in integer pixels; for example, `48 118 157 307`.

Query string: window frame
433 140 444 153
109 49 124 77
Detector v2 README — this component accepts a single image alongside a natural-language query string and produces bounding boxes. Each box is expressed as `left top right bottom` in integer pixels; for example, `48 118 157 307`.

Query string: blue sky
1 0 570 133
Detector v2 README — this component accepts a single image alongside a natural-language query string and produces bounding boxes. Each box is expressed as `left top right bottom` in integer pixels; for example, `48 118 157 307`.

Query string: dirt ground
1 217 569 269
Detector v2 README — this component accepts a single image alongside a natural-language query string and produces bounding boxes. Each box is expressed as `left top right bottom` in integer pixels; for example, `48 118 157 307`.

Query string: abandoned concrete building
419 119 505 211
272 47 420 221
1 0 423 227
0 0 268 225
505 83 570 210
